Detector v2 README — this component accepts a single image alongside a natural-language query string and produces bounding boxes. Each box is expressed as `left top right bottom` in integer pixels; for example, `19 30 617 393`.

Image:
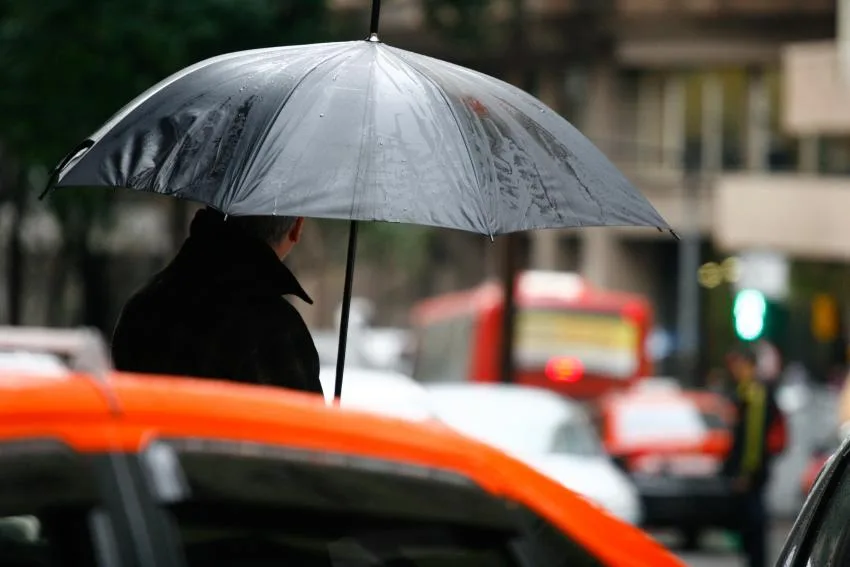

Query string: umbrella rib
386 49 493 238
350 46 379 219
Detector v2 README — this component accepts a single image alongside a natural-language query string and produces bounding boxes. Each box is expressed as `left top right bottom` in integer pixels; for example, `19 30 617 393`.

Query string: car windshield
699 410 728 431
614 398 709 445
550 419 605 458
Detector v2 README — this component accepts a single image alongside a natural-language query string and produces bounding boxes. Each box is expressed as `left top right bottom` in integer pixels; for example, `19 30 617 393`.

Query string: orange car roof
0 371 683 567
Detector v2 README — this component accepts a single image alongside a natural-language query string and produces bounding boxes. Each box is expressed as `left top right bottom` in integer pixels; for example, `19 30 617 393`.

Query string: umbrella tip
368 32 379 42
669 228 681 241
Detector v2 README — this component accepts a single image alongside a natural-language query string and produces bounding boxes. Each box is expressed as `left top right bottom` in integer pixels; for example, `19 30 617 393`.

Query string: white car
425 383 643 525
0 351 68 375
318 366 437 423
313 327 411 373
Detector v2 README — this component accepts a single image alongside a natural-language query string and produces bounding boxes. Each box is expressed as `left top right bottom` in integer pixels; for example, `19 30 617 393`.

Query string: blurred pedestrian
722 345 781 567
111 207 322 394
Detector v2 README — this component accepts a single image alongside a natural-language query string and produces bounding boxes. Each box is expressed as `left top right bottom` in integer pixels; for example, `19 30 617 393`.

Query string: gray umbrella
42 0 672 399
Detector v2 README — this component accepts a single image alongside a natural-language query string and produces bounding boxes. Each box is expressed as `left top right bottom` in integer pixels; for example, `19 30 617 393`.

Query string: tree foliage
423 0 498 48
0 0 331 223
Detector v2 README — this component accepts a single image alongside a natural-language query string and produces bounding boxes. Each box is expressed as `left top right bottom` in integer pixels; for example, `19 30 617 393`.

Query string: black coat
111 208 322 395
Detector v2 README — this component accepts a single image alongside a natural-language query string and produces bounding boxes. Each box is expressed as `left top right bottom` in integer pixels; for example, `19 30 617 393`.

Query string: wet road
653 520 793 567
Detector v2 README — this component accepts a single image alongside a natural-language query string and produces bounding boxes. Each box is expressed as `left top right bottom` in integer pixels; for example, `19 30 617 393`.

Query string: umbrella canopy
46 40 667 237
42 3 672 401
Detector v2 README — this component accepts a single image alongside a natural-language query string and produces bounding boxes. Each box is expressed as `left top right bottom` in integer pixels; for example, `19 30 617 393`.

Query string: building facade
333 0 843 370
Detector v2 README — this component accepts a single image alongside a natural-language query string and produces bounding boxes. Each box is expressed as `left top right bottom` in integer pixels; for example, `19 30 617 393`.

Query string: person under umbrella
722 345 781 567
112 208 322 394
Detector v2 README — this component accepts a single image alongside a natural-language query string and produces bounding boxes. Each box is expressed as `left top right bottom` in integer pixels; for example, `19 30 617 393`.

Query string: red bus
409 271 655 400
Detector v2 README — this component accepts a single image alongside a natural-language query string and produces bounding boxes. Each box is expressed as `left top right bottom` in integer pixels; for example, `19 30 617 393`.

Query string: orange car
596 389 736 550
0 327 683 567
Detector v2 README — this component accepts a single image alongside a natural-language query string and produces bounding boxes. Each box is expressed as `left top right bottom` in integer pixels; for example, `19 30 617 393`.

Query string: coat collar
183 208 313 304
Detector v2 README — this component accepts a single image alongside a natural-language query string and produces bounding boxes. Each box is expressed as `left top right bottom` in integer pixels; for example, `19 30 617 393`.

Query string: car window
0 439 112 567
798 450 850 566
514 308 640 378
550 418 605 457
614 399 708 445
141 438 604 567
699 410 727 431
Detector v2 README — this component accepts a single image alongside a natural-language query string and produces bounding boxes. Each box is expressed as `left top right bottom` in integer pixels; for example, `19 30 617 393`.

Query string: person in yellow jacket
722 346 780 567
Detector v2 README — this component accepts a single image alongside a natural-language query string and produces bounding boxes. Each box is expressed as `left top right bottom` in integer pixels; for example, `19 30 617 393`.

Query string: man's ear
288 217 305 243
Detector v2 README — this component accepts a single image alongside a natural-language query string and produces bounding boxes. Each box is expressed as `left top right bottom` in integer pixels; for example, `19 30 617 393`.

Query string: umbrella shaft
334 220 360 401
370 0 381 36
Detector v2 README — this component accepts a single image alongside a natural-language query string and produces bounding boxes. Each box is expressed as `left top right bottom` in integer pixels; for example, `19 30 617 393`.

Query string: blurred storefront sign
733 250 789 301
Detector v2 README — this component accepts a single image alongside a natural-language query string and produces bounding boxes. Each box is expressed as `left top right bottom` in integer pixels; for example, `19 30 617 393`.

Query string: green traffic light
733 289 767 341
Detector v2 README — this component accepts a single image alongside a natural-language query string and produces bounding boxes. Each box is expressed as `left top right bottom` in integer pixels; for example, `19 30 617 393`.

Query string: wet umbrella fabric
43 36 672 402
46 39 668 237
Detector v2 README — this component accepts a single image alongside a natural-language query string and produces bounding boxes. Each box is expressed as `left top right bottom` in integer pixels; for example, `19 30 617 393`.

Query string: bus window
515 308 640 379
413 317 473 383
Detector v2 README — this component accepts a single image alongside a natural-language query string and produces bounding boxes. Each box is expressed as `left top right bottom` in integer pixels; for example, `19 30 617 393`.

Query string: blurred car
597 389 736 549
800 433 843 499
425 383 643 525
358 326 412 372
776 430 850 566
313 327 412 373
0 350 68 375
0 326 685 567
318 365 436 422
312 329 371 368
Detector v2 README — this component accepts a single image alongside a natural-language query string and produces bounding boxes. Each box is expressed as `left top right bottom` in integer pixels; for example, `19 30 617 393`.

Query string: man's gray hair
227 215 298 246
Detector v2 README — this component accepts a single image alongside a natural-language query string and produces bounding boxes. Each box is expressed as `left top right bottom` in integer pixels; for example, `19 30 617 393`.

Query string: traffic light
733 289 767 341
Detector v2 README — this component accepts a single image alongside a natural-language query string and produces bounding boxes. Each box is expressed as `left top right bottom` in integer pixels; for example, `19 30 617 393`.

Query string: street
652 520 793 567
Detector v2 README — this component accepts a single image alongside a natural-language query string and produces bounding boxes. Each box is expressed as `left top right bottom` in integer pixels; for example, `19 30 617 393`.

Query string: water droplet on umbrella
319 113 324 118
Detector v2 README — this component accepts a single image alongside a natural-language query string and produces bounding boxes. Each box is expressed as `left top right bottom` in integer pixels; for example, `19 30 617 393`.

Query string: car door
132 435 609 567
776 436 850 566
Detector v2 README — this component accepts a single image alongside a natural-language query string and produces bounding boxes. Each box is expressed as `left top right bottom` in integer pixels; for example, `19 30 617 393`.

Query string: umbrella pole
333 220 359 402
370 0 381 36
